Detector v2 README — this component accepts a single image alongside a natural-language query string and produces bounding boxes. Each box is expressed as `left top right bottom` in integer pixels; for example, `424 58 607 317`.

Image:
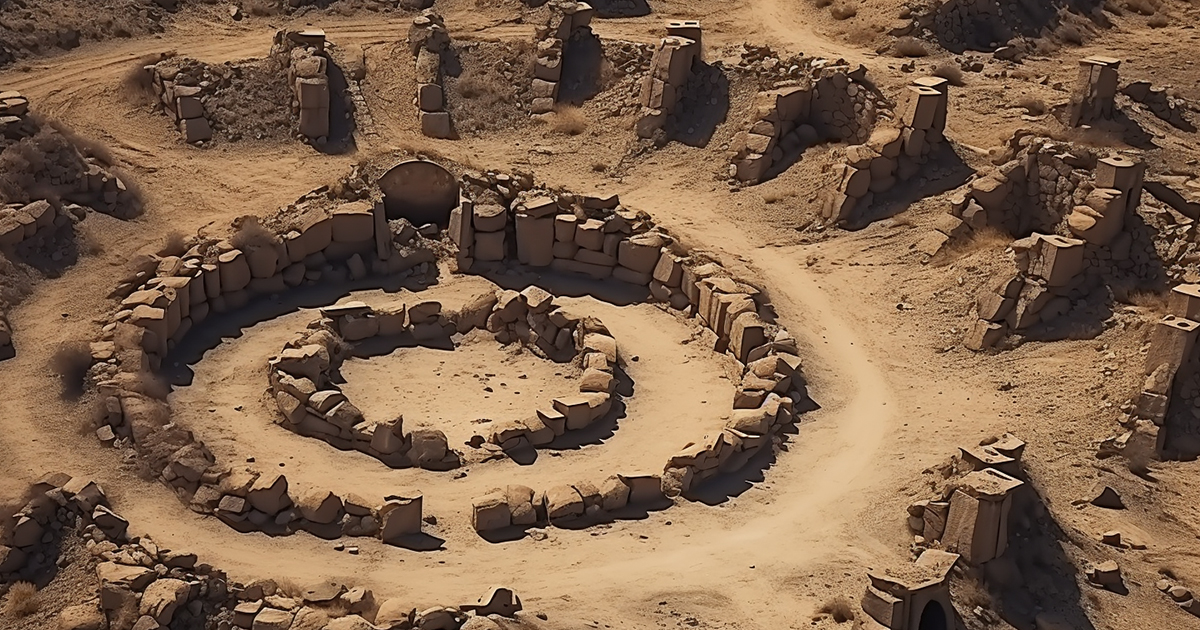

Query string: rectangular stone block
515 213 554 267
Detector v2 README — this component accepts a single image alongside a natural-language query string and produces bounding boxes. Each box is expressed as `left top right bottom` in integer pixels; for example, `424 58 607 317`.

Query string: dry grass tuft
122 54 163 106
893 37 929 57
158 230 189 257
3 582 39 617
958 576 993 610
830 2 858 19
591 161 608 173
1127 289 1169 312
818 596 856 623
933 63 964 86
551 106 587 136
232 219 277 251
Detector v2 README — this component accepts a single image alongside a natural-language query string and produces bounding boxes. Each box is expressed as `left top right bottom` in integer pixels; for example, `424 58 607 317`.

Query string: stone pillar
941 468 1023 565
1069 56 1121 126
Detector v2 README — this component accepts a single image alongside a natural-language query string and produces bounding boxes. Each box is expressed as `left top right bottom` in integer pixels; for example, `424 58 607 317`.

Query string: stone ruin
1 91 140 361
1068 56 1121 128
961 151 1152 350
265 288 626 470
1122 79 1195 132
409 11 453 139
0 473 528 629
78 156 813 545
273 29 333 142
1131 284 1200 457
449 176 809 534
730 59 877 184
823 76 951 226
634 23 702 138
906 437 1025 565
145 61 213 144
530 1 598 115
862 549 959 630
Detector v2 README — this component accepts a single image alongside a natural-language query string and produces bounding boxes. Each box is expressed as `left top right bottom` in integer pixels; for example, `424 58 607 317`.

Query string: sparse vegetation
932 63 964 86
3 582 39 617
551 106 587 136
232 219 278 250
158 230 189 257
591 161 608 173
246 0 283 16
893 37 929 58
818 596 855 623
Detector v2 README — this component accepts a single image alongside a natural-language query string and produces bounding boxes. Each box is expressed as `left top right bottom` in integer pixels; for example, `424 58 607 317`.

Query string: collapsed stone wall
147 62 214 144
730 57 878 183
0 474 527 630
145 53 299 144
634 23 703 139
915 0 1104 53
272 29 333 142
1 92 140 361
1122 80 1195 132
530 1 598 115
822 76 951 225
409 11 454 139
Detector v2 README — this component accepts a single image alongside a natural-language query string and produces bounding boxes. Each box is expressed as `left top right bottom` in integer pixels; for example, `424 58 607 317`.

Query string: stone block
1168 284 1200 320
515 213 554 267
899 86 942 130
420 111 452 139
1028 234 1084 287
418 83 443 112
180 117 212 143
299 107 329 138
379 496 423 542
474 231 506 261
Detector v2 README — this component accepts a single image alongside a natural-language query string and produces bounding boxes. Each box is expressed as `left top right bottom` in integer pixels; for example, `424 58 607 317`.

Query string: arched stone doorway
918 600 948 630
378 160 459 227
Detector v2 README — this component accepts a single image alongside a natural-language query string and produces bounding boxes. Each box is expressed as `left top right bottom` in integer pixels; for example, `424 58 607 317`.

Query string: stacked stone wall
409 11 453 138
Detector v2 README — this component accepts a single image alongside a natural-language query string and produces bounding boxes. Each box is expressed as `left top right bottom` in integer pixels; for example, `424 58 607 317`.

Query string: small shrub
933 63 964 86
818 596 855 623
958 577 992 610
231 219 277 251
158 230 188 257
122 57 158 105
77 223 105 256
3 582 39 617
551 106 587 135
1128 290 1168 312
893 37 929 57
830 3 858 19
591 161 608 173
52 341 92 399
1017 96 1046 116
1148 14 1169 27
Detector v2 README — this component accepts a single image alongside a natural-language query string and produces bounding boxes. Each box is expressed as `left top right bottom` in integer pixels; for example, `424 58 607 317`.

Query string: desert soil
1 0 1199 629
